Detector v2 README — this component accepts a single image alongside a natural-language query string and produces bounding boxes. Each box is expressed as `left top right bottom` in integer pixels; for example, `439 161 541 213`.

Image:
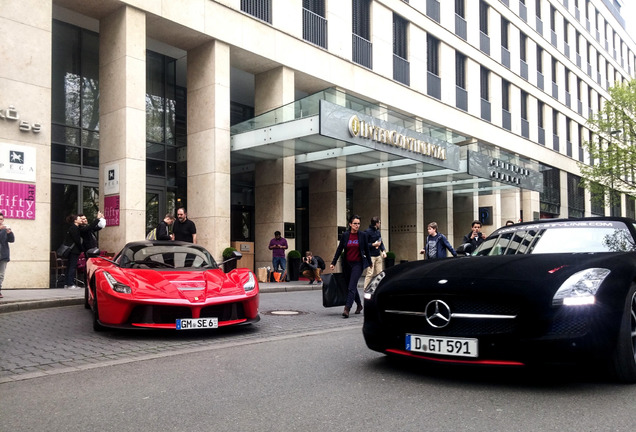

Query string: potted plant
287 250 301 281
222 247 238 272
384 251 396 268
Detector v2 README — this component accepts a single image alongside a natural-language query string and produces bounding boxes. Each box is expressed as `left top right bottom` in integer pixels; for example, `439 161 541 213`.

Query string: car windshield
117 244 218 270
474 220 636 256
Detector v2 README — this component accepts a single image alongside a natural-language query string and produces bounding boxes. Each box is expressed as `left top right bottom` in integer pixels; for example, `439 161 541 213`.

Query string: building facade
0 0 634 288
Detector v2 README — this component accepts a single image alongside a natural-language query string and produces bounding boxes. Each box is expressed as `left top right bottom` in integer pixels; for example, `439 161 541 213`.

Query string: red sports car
84 241 259 331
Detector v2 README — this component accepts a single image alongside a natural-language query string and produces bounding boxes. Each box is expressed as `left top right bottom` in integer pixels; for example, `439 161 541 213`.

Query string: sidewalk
0 280 324 314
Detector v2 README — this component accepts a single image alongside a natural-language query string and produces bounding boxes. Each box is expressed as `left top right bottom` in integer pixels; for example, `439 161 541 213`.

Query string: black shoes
342 307 350 318
354 303 363 314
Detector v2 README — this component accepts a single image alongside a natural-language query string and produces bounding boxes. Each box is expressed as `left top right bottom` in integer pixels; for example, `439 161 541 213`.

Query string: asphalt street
0 289 359 383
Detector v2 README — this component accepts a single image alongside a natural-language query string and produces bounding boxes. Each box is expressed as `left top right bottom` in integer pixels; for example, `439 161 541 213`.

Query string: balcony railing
427 72 441 99
352 34 372 69
303 8 327 49
393 54 410 86
480 32 490 55
241 0 271 23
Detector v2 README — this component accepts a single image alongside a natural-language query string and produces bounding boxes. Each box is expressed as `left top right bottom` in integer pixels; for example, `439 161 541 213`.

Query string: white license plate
176 318 218 330
406 334 478 358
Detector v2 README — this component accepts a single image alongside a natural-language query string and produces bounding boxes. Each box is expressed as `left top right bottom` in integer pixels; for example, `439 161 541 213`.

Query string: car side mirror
456 243 475 255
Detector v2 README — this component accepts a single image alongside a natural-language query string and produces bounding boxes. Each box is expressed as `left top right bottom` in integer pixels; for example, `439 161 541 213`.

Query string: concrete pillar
501 189 522 225
521 190 540 221
254 67 296 269
351 177 389 248
558 170 569 218
0 0 52 288
186 39 231 257
390 184 424 262
308 169 347 270
99 6 146 254
423 190 455 246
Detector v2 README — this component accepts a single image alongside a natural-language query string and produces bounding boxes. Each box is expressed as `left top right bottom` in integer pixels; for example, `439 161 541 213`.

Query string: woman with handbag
329 214 372 318
62 214 84 290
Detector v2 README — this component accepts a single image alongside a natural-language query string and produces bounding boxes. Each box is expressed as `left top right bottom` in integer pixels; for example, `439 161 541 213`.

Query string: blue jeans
272 257 286 274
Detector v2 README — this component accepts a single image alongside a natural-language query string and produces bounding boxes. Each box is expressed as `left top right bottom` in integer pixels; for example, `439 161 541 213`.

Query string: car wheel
610 283 636 383
92 295 105 332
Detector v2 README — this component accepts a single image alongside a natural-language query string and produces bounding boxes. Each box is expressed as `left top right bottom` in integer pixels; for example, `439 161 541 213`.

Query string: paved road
0 290 358 382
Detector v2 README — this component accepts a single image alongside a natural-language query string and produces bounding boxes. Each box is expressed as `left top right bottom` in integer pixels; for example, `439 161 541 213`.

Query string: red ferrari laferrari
84 241 259 331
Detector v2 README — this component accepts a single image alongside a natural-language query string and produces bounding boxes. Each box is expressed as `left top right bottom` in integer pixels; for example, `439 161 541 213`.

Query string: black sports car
363 217 636 382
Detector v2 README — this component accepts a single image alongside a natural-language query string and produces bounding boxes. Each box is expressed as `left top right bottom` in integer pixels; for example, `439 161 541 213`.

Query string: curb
0 284 324 314
0 298 84 314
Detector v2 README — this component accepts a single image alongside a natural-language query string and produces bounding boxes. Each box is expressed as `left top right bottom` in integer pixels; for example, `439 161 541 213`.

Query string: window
455 0 465 18
520 33 527 61
521 91 528 120
427 35 439 75
567 173 585 218
536 0 541 17
480 1 489 34
540 165 561 217
456 52 466 88
352 0 372 68
501 18 509 49
480 67 489 100
550 5 556 32
537 47 543 72
502 80 510 111
538 101 545 128
393 14 407 59
51 21 100 168
303 0 327 48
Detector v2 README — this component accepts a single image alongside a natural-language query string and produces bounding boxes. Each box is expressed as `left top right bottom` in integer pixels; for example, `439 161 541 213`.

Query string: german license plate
176 318 218 330
406 334 478 358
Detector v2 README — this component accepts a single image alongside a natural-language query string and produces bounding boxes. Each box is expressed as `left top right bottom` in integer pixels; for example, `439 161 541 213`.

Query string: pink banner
104 195 120 226
0 181 36 220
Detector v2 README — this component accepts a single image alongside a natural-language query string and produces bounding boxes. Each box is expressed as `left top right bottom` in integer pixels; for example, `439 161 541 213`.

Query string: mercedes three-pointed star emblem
425 299 451 328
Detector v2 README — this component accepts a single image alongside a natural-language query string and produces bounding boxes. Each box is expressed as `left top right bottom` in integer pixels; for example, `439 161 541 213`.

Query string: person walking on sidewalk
363 216 386 288
329 214 372 318
0 212 15 298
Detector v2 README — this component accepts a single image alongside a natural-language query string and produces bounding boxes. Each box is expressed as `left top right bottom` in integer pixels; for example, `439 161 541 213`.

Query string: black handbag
56 243 72 258
321 273 349 308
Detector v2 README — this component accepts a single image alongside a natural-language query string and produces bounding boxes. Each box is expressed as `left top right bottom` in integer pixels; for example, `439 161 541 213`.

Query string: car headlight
552 268 610 306
364 271 385 300
104 271 132 294
244 272 256 292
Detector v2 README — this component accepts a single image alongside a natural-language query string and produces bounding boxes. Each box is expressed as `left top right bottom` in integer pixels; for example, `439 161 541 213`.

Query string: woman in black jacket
330 214 372 318
63 214 84 289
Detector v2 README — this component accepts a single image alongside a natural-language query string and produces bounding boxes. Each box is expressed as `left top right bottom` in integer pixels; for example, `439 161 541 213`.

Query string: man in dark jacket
156 213 176 240
461 219 485 253
363 216 386 288
79 211 106 252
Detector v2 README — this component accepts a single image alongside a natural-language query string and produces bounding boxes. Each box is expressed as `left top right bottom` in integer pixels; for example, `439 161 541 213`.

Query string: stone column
0 0 52 288
500 189 521 225
186 40 231 257
308 169 347 271
390 184 424 262
254 67 296 269
99 6 147 253
423 190 455 247
521 190 540 221
351 177 389 246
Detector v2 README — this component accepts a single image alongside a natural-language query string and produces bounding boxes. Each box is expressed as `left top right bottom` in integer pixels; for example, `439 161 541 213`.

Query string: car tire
610 283 636 383
92 295 105 332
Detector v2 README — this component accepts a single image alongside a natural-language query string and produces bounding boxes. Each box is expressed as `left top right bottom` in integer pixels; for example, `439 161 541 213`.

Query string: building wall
0 0 634 287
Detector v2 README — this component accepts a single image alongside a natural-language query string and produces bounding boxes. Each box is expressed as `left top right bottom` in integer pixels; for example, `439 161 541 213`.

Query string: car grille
127 303 246 325
201 303 246 321
380 294 521 337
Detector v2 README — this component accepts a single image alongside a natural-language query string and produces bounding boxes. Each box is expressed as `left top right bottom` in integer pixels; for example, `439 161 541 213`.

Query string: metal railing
352 34 372 69
393 54 410 86
303 8 327 49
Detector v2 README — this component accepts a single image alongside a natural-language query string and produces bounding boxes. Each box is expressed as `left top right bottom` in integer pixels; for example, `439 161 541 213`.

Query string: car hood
378 252 635 299
111 268 254 302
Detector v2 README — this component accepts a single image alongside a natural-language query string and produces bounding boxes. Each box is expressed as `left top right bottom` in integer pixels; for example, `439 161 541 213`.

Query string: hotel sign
319 100 460 170
468 151 543 192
